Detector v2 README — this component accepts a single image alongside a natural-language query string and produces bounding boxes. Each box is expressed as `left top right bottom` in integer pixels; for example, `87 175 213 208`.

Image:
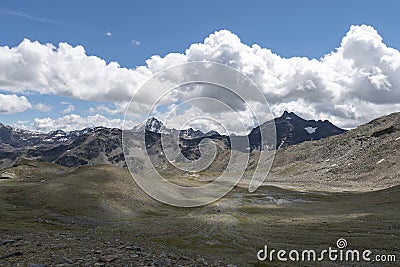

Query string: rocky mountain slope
2 111 399 191
131 117 209 139
0 112 346 170
266 111 400 190
160 111 400 190
248 111 346 150
0 125 124 169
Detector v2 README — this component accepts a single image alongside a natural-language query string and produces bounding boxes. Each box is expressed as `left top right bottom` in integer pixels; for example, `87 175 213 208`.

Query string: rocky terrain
0 125 124 169
0 112 346 170
266 111 400 191
249 111 346 150
0 160 398 266
1 229 233 266
128 111 400 190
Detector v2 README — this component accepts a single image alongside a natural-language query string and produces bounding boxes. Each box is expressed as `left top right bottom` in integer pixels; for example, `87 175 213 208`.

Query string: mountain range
0 111 346 169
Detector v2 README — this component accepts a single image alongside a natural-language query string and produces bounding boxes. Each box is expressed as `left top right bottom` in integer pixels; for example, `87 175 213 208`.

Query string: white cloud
34 103 52 112
0 94 32 113
105 31 112 37
131 40 141 46
88 104 123 115
33 114 136 132
1 25 400 130
0 39 150 102
61 103 74 114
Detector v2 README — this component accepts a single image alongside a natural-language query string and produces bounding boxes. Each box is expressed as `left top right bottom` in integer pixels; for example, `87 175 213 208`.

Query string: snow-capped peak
146 117 164 133
132 117 166 133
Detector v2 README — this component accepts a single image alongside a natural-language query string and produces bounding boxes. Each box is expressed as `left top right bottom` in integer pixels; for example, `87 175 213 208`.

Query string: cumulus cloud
89 104 123 115
34 103 52 112
0 93 32 113
1 24 400 130
61 103 75 114
0 39 150 102
33 114 136 132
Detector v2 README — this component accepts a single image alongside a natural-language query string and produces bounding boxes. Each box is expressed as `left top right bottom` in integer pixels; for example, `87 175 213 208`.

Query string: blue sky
0 1 400 132
2 0 399 66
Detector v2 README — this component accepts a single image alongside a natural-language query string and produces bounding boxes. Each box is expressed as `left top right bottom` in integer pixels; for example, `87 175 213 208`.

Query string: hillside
0 112 346 170
0 159 399 266
267 111 400 190
249 111 346 150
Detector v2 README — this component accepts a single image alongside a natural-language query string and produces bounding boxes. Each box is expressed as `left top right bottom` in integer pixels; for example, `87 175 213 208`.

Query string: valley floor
0 165 399 266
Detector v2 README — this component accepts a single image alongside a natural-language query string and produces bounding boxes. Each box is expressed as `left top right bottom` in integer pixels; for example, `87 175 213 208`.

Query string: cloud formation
0 40 149 102
1 25 400 130
0 93 32 113
34 103 52 112
33 114 136 132
61 102 75 114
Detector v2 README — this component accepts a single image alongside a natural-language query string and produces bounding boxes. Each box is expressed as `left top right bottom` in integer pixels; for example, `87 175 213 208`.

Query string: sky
0 0 400 133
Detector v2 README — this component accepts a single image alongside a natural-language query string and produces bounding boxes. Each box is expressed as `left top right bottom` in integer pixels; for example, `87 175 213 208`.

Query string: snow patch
304 126 317 134
376 158 385 164
277 140 285 149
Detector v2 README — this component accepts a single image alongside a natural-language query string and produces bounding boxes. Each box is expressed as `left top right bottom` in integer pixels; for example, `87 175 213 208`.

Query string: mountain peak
146 117 162 123
248 111 347 150
278 111 303 121
145 117 164 132
131 117 165 133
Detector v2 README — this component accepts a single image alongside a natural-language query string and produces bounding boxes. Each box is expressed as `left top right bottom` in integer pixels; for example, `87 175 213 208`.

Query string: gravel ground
0 228 234 267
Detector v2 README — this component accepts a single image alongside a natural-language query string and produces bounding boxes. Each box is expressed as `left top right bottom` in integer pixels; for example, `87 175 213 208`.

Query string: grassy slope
0 161 399 266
